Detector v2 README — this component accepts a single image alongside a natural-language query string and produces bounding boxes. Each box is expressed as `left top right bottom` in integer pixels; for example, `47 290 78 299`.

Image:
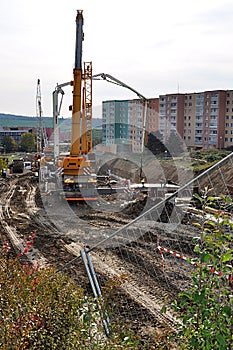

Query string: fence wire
83 152 233 332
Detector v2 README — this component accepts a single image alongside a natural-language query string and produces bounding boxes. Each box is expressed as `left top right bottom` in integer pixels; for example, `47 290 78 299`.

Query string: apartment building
224 90 233 148
159 94 185 141
102 98 159 152
102 89 233 152
146 98 159 133
159 90 227 150
102 100 129 147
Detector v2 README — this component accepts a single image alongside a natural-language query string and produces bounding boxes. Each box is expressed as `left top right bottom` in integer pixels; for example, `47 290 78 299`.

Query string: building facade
0 128 32 145
102 98 159 152
158 90 227 150
102 89 233 153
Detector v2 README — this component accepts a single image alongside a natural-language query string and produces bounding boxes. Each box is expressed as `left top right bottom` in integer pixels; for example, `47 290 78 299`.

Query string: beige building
158 90 228 150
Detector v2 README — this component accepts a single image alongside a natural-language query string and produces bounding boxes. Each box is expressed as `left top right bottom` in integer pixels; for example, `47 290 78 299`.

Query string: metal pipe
85 247 110 326
80 249 98 298
80 249 110 336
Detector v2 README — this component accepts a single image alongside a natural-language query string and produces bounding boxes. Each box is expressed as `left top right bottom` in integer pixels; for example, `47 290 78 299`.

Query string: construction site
1 9 233 349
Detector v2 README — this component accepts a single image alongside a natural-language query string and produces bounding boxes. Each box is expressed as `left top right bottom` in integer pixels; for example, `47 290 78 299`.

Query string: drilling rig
36 79 48 156
61 10 96 200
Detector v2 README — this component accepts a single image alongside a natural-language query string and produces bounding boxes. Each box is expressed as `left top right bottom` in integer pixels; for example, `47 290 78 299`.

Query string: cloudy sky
1 0 233 118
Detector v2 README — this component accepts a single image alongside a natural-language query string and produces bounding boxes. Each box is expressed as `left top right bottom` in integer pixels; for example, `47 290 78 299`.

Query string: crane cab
63 155 90 176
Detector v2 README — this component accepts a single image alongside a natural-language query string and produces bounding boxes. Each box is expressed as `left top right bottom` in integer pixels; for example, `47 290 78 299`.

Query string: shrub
172 190 233 349
0 246 144 349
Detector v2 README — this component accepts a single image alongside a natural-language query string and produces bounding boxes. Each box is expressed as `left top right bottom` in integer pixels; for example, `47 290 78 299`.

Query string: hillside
0 113 102 129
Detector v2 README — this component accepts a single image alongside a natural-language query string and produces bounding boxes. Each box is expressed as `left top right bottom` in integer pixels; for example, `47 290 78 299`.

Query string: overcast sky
1 0 233 118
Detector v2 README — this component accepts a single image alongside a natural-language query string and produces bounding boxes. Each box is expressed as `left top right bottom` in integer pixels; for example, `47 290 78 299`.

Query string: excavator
61 10 97 200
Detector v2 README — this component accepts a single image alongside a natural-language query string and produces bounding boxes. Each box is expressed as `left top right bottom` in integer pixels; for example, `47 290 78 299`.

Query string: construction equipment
36 79 48 155
61 10 97 200
12 158 24 174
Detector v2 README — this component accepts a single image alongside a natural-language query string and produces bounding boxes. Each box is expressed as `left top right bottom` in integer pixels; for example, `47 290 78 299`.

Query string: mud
0 157 232 343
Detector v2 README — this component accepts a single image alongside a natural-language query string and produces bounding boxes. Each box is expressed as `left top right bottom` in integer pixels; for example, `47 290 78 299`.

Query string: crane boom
70 10 83 157
62 10 91 178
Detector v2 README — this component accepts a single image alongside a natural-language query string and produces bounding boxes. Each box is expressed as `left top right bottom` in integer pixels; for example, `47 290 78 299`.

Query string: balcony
195 140 203 144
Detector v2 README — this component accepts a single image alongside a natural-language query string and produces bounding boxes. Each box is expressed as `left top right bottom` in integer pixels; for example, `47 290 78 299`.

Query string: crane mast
70 10 83 156
82 61 93 154
62 10 92 177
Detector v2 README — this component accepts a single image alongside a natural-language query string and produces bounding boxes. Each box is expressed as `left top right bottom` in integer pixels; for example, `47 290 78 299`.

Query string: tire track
0 175 46 266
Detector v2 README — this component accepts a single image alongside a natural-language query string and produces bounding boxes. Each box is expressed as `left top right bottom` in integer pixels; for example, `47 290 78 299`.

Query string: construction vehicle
11 158 24 174
60 10 97 200
36 79 48 156
0 155 23 174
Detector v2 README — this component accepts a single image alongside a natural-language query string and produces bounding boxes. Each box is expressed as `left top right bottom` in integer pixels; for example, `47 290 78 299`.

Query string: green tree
1 135 17 153
19 132 36 152
146 130 168 156
165 130 184 156
0 158 8 172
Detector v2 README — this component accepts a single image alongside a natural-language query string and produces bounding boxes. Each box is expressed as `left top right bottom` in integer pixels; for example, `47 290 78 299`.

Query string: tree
165 130 184 156
1 135 17 153
19 132 36 152
0 158 8 172
146 130 168 155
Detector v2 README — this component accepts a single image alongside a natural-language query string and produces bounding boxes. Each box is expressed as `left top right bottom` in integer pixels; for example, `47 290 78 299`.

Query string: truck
12 158 24 174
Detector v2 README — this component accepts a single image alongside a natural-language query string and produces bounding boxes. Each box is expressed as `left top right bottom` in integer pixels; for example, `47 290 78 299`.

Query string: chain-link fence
78 152 233 333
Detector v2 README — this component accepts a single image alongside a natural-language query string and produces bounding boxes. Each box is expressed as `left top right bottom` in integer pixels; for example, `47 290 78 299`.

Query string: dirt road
0 171 211 343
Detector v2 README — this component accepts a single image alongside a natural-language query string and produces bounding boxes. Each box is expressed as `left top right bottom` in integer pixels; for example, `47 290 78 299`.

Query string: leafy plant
173 189 233 349
0 240 147 349
0 158 8 172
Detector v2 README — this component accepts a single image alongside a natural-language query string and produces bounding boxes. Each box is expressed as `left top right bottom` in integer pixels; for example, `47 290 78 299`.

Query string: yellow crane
61 11 96 200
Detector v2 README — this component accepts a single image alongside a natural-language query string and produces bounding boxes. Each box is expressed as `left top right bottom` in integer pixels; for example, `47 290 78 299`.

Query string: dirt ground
0 155 232 347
